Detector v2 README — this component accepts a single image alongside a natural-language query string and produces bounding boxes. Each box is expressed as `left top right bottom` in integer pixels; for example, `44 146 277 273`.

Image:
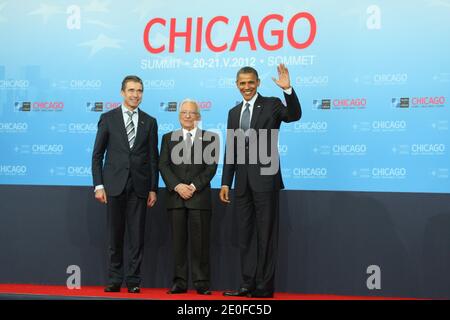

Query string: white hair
180 98 200 115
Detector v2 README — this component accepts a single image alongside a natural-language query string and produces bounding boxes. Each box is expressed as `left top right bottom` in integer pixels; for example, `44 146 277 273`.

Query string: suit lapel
170 129 183 149
170 129 185 163
114 107 130 149
231 103 242 129
193 128 202 147
250 95 263 129
132 109 146 150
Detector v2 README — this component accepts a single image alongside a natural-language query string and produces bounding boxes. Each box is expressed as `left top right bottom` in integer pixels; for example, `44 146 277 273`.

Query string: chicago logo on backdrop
86 102 121 112
159 101 211 112
352 120 408 133
14 144 64 156
313 144 367 156
296 75 328 87
52 80 102 90
0 165 27 176
0 79 29 90
289 121 328 134
14 102 64 112
160 101 178 112
51 123 97 134
392 143 446 156
356 73 408 86
0 122 28 133
352 168 407 179
392 96 446 108
314 97 367 110
293 167 328 179
49 166 92 177
144 79 175 90
198 101 212 111
143 13 317 53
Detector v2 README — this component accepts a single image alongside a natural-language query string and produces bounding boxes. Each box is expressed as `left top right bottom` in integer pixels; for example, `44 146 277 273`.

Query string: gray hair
179 98 200 115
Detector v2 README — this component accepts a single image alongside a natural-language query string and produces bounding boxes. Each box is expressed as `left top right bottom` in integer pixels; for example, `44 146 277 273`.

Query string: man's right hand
95 189 107 204
175 184 194 200
219 186 230 204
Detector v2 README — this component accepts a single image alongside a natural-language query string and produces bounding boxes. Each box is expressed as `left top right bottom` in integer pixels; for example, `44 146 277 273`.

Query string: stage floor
0 284 418 300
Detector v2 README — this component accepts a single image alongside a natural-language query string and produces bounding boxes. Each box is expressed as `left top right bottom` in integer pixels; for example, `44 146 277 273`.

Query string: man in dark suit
220 64 302 298
91 75 159 293
159 99 219 295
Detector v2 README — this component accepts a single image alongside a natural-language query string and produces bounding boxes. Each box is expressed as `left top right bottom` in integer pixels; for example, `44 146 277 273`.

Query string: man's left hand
272 63 291 90
147 191 157 207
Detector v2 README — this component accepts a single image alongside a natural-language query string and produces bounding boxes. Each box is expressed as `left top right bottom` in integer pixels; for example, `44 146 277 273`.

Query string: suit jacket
221 89 301 195
159 129 219 210
92 106 159 198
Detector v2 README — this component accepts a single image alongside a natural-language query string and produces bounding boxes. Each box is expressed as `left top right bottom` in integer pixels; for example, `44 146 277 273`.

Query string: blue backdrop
1 0 449 193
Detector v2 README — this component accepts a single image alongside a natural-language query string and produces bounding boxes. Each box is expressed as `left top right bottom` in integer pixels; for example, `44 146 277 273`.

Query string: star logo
84 0 110 13
28 3 64 24
79 34 122 56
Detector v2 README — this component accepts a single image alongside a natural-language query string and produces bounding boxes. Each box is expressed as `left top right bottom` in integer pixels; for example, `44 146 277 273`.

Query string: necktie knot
186 132 193 146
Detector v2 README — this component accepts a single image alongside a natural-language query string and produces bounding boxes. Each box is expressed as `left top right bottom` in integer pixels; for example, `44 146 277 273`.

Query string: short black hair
236 66 259 80
121 75 143 91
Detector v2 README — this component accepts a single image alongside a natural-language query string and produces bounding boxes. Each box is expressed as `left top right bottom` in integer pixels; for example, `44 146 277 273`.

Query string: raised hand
272 63 291 90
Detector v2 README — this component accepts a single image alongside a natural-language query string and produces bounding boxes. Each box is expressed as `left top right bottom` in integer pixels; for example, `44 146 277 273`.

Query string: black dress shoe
128 286 140 293
247 290 273 298
196 288 212 295
104 284 121 292
167 285 187 294
223 288 252 297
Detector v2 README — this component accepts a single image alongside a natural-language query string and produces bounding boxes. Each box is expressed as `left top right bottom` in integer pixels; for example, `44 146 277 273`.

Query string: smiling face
236 72 260 101
121 80 143 111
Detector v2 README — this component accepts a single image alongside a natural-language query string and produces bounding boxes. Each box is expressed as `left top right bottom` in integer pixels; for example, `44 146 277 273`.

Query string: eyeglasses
180 111 199 117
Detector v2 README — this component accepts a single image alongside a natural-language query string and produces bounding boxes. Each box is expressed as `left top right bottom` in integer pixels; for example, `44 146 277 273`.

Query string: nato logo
392 97 409 108
160 101 177 112
313 99 331 109
14 102 31 112
87 102 103 112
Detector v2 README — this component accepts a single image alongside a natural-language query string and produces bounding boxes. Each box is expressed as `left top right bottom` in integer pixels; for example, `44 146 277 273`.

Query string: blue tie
241 102 250 131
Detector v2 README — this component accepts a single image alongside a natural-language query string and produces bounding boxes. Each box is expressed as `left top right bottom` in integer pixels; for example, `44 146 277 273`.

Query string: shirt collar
242 93 258 108
121 104 138 114
182 127 197 138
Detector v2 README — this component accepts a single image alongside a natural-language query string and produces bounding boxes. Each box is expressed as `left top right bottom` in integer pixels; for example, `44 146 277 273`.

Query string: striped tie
125 110 136 148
